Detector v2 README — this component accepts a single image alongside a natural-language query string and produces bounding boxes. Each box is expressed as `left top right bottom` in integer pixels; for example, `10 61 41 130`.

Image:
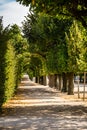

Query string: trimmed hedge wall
0 40 17 108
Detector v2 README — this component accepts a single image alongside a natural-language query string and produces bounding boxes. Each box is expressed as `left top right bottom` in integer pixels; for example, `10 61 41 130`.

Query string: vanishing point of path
0 75 87 130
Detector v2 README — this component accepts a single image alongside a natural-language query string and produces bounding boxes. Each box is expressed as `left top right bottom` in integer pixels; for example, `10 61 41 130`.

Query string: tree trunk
35 76 39 83
43 75 47 86
62 73 68 92
54 74 58 89
58 74 62 91
67 72 74 95
48 74 55 88
39 76 43 85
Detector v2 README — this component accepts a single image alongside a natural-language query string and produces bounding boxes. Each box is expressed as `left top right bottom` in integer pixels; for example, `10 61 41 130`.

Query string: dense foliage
0 18 29 108
22 10 87 94
0 0 86 106
0 20 16 107
17 0 87 28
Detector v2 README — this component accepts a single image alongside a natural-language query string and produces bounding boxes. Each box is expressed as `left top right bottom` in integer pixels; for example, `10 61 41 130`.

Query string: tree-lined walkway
0 74 87 130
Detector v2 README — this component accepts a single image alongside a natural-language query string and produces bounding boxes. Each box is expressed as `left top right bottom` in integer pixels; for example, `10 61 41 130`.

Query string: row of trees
0 0 86 109
0 17 29 109
22 12 87 95
16 0 87 95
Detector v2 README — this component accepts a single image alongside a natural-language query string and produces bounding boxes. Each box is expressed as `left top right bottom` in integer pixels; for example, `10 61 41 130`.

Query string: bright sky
0 0 29 27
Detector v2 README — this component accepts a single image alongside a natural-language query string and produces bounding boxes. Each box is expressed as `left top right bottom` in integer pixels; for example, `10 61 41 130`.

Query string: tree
77 26 87 72
65 20 84 94
9 24 29 78
22 12 73 90
0 19 17 108
16 0 87 28
0 16 3 34
0 21 30 108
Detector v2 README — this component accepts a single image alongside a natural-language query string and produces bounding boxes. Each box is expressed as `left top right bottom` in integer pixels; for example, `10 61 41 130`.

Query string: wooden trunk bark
48 75 55 88
35 76 39 83
58 74 62 91
67 72 74 95
43 75 47 86
35 77 38 83
39 76 43 85
54 74 58 89
62 73 68 92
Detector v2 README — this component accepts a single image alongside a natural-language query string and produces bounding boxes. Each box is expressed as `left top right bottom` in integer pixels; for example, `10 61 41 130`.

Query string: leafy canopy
16 0 87 28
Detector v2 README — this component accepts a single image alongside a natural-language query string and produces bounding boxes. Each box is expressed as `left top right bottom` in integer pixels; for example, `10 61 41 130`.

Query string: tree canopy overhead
16 0 87 28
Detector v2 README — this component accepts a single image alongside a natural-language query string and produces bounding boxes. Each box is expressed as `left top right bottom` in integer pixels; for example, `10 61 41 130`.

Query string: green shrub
0 41 17 108
0 40 7 108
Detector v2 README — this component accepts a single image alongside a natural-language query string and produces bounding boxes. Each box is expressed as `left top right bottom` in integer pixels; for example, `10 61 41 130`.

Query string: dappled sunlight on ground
0 114 87 130
0 74 87 130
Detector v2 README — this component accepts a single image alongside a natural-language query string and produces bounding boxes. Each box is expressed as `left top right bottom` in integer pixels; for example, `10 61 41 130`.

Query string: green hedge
0 41 17 108
15 54 24 89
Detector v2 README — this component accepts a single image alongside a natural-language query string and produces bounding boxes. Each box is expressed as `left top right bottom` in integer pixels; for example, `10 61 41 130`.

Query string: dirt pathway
0 74 87 130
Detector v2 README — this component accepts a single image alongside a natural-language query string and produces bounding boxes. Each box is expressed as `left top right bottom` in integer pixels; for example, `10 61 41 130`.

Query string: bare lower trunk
54 74 58 89
43 75 47 86
35 77 39 83
62 73 68 92
67 72 74 95
58 74 62 91
48 75 55 88
39 76 43 85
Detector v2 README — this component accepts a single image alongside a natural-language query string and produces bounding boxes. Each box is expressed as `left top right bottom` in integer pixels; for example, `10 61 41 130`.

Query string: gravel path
0 74 87 130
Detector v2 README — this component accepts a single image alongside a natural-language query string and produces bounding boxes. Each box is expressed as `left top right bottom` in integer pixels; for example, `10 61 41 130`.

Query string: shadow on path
0 74 87 130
